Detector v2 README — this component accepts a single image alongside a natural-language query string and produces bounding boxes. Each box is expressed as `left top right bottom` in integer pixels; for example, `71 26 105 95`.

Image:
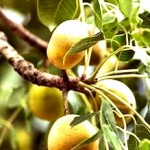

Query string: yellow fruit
15 128 32 150
28 84 64 121
96 79 136 127
47 20 89 69
47 114 99 150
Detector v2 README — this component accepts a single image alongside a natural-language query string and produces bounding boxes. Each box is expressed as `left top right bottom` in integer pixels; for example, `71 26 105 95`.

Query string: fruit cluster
27 20 137 150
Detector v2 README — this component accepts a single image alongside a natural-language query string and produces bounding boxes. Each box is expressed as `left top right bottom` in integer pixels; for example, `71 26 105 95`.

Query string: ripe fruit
47 114 99 150
47 20 89 69
28 84 64 121
96 79 136 127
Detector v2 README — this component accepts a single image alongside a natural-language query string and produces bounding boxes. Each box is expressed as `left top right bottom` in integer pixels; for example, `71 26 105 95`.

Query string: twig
0 7 48 52
62 89 70 115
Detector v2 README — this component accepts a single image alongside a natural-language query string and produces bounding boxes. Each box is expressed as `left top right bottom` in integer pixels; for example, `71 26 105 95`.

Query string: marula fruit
47 114 99 150
96 79 136 127
47 20 89 69
28 84 64 121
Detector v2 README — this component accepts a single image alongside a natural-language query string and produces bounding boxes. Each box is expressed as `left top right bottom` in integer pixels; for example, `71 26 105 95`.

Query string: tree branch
0 7 48 52
0 31 79 90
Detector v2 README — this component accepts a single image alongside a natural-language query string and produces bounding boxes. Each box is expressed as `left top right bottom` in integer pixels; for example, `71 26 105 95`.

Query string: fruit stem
97 69 139 79
117 126 141 143
61 70 70 115
82 47 93 78
79 0 85 23
78 81 150 130
93 84 150 130
88 47 122 82
98 73 148 81
62 89 69 115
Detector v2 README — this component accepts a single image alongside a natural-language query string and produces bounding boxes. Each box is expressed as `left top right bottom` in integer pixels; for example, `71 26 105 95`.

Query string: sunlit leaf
129 3 141 27
102 12 118 30
133 28 150 46
37 0 80 31
105 0 119 5
118 0 133 18
139 139 150 150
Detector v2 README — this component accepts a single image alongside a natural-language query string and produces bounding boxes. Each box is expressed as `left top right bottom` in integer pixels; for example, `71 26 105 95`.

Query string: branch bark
0 7 48 52
0 31 79 91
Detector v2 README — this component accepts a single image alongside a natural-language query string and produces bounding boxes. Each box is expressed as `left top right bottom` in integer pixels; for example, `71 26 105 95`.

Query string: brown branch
0 31 79 90
0 7 48 52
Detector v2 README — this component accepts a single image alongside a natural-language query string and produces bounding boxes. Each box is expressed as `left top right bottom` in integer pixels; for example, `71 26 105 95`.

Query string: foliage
0 0 150 150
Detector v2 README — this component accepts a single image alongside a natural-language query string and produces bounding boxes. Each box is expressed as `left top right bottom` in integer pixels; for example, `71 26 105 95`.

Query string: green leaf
128 124 150 150
37 0 80 31
102 11 118 38
117 49 135 61
70 112 99 127
93 0 102 30
118 0 133 18
99 136 106 150
65 32 104 55
102 12 118 30
63 32 104 65
133 28 150 46
140 13 150 29
135 124 150 139
129 3 141 27
100 99 123 150
138 65 150 77
128 136 139 150
112 33 126 50
139 139 150 150
103 125 123 150
112 33 135 61
100 99 118 135
105 0 119 5
71 130 102 150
